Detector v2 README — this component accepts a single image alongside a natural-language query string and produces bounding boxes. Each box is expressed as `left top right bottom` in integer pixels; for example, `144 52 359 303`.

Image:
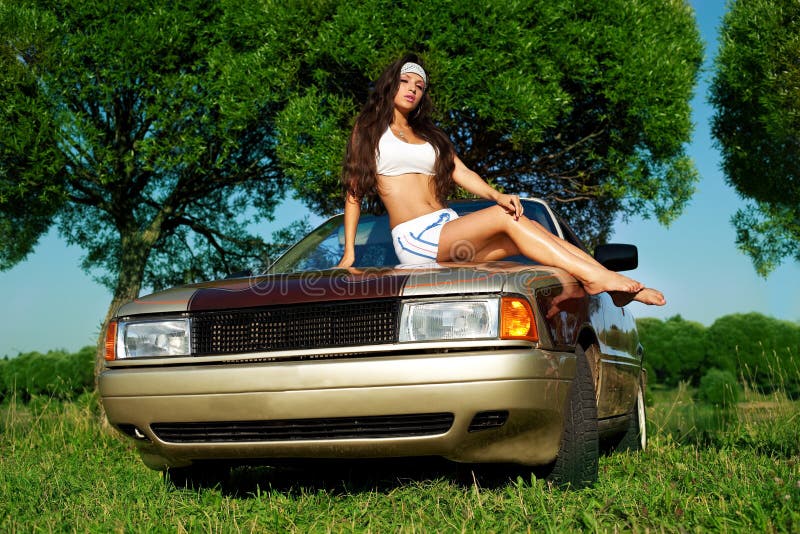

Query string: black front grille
192 299 399 356
150 413 455 443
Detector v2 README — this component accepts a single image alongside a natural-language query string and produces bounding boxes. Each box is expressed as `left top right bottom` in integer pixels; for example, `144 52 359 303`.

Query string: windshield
268 200 558 273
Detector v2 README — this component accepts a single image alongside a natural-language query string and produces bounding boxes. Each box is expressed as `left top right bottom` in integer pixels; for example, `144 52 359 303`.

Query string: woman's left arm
452 156 522 219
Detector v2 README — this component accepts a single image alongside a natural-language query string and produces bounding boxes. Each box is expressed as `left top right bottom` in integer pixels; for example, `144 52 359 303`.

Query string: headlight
115 318 191 359
399 300 499 342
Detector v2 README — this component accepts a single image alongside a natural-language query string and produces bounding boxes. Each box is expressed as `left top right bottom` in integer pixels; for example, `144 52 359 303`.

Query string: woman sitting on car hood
337 53 665 307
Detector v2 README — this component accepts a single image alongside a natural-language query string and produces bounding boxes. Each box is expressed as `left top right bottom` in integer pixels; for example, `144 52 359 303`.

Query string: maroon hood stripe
189 270 409 311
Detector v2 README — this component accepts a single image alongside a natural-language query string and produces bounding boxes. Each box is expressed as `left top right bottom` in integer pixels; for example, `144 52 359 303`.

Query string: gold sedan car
99 199 647 488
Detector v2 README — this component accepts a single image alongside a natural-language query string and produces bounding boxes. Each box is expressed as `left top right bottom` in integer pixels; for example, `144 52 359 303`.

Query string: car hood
115 261 570 317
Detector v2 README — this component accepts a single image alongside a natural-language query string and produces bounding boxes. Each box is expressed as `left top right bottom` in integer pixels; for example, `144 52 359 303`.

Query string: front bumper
100 347 575 469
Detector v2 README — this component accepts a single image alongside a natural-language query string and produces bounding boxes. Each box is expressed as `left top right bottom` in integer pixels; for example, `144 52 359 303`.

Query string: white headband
400 62 427 86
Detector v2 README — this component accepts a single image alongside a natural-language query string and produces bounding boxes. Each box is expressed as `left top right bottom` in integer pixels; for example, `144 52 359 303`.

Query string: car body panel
593 292 641 417
115 379 567 470
117 286 198 316
102 349 572 469
190 270 409 311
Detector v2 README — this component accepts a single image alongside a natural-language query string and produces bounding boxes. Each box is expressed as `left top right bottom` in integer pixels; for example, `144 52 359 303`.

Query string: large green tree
0 0 307 374
710 0 800 275
276 0 703 245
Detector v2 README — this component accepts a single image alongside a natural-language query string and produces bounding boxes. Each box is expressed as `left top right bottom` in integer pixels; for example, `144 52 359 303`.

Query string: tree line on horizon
637 312 800 399
0 0 796 372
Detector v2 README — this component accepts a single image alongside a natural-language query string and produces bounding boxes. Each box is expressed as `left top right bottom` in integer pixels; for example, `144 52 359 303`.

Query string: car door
595 293 641 418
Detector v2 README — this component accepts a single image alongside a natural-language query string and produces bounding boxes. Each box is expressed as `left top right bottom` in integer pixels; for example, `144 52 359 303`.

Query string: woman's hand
337 250 355 268
495 193 523 220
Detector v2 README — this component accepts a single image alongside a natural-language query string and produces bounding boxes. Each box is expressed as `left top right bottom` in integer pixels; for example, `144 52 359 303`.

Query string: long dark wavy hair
342 53 456 212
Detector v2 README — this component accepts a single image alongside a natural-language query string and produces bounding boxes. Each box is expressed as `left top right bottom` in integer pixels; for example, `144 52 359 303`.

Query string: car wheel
544 345 599 489
166 462 230 489
616 374 647 452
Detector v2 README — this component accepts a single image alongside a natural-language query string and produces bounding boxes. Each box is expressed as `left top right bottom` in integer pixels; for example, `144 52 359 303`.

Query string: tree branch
166 214 232 271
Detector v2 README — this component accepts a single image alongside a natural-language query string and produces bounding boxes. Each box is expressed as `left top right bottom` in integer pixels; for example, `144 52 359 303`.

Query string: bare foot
610 288 666 307
583 270 644 295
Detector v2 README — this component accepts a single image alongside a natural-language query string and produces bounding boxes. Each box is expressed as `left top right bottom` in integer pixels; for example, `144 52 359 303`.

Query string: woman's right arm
337 192 361 267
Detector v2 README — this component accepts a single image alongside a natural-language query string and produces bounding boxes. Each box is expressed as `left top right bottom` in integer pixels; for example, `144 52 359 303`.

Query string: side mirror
594 244 638 272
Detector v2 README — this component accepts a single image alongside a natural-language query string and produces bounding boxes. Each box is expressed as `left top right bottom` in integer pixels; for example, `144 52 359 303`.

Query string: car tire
544 345 599 489
615 374 647 452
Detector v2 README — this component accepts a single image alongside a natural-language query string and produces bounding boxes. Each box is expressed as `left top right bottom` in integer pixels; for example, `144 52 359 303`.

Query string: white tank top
376 127 436 176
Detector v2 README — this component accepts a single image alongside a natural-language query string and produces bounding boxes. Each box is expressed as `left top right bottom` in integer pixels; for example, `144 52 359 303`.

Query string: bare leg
437 206 641 293
461 214 606 270
516 217 607 269
470 233 665 306
437 206 664 305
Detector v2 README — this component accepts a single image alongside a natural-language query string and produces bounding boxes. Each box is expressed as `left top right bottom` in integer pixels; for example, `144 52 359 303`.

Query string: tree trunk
93 294 136 389
93 227 162 421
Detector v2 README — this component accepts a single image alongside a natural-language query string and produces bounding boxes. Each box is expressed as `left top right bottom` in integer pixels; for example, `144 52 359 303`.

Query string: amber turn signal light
500 297 538 341
104 321 117 361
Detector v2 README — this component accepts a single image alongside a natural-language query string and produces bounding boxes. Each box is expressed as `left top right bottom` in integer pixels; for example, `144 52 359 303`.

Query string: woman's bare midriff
378 173 445 228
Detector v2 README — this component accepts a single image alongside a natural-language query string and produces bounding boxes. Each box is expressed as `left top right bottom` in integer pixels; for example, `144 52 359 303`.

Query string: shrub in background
698 368 741 408
638 315 707 386
705 313 800 397
638 313 800 397
0 347 94 402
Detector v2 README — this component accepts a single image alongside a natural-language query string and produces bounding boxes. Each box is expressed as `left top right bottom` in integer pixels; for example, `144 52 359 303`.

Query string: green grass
1 390 798 533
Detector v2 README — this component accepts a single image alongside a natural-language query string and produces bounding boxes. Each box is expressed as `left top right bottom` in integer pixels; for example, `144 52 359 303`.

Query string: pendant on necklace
393 127 408 141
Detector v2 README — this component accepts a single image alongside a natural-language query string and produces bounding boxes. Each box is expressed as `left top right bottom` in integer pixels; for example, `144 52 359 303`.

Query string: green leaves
710 0 800 275
269 0 703 245
638 315 708 387
276 89 355 215
638 313 800 397
0 2 65 267
0 347 94 401
0 0 293 299
732 201 800 277
0 0 706 306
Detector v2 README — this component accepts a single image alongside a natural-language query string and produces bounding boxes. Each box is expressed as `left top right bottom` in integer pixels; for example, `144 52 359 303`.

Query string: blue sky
1 0 798 357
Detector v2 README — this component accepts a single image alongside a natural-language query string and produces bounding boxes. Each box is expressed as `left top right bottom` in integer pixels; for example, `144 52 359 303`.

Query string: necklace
391 125 410 142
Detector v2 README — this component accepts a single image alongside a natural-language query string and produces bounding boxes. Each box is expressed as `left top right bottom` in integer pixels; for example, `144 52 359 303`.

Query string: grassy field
1 388 798 533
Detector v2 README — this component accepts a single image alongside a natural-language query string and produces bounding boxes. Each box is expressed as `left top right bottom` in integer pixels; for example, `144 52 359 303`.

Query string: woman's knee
484 205 515 230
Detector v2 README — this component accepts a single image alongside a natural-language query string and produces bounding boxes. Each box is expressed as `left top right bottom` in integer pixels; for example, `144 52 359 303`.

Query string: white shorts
391 208 458 265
